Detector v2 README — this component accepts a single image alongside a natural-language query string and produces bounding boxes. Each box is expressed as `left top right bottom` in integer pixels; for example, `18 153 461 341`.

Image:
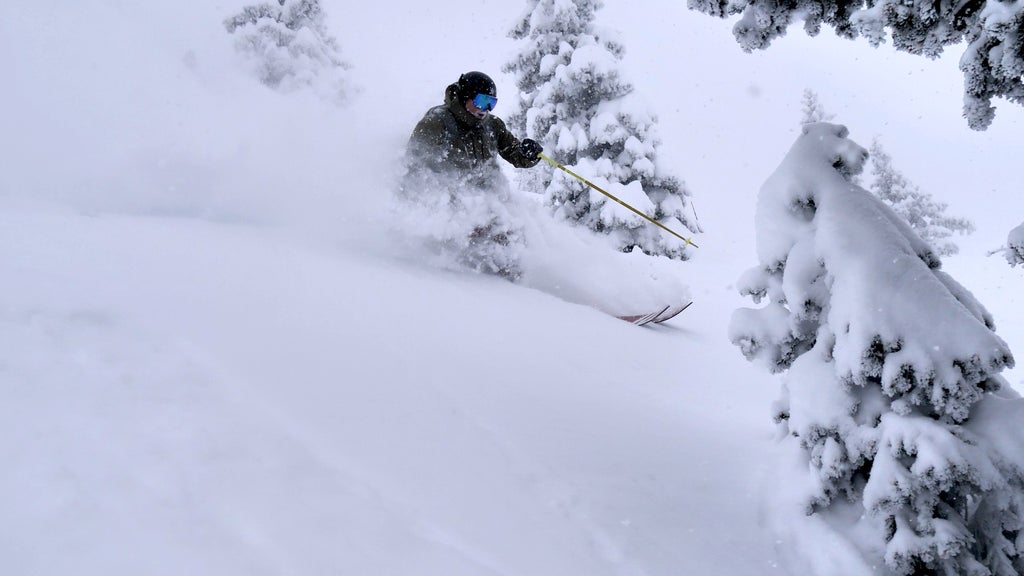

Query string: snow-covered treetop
505 0 629 155
688 0 1024 129
224 0 326 33
737 123 1013 422
1010 222 1024 264
800 89 835 125
224 0 353 104
509 0 604 41
992 221 1024 267
795 91 974 257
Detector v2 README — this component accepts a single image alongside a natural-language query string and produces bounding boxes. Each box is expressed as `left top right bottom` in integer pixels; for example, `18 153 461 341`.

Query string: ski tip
653 301 693 324
615 301 693 327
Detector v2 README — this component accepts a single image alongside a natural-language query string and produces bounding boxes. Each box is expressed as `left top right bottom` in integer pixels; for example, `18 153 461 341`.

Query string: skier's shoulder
483 114 513 141
485 114 509 132
421 104 458 132
412 104 459 144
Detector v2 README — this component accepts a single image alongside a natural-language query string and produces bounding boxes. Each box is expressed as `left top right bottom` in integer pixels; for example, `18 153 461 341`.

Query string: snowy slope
3 1 1021 575
0 207 781 575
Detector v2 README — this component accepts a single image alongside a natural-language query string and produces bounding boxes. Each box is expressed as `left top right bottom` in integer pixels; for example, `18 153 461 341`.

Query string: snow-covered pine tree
504 0 695 260
224 0 352 104
992 222 1024 268
689 0 1024 129
800 89 835 124
868 140 974 256
730 122 1023 575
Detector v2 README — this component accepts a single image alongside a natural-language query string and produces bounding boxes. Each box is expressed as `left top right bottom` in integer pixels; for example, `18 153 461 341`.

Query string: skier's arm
407 109 452 172
494 117 542 169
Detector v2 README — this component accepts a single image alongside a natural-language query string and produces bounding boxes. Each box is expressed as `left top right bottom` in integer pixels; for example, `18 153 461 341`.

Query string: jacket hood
445 83 485 127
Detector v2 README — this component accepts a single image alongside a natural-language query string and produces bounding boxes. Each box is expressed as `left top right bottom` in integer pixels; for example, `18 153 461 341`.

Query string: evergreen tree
730 122 1022 575
1008 223 1024 267
504 0 695 260
689 0 1024 130
800 88 835 124
991 222 1024 268
867 140 974 256
224 0 352 104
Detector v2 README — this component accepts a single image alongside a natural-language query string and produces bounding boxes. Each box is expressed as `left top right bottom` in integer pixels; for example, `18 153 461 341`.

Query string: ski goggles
472 93 498 112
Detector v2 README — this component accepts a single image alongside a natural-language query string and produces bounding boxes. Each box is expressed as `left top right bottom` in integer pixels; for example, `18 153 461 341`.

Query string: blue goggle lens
473 93 497 111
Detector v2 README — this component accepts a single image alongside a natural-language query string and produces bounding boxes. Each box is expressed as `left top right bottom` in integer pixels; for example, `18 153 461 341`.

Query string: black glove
520 138 543 159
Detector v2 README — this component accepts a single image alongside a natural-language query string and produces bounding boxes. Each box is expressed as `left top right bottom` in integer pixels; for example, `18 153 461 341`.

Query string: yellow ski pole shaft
537 153 699 249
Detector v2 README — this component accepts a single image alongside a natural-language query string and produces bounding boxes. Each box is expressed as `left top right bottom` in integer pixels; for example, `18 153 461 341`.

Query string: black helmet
457 71 496 102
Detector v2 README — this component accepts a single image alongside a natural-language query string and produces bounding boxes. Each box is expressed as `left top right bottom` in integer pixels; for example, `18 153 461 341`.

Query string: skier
401 71 544 280
405 71 544 182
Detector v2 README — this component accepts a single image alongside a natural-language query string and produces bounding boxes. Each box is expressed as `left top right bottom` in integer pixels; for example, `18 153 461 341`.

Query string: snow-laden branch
689 0 1024 129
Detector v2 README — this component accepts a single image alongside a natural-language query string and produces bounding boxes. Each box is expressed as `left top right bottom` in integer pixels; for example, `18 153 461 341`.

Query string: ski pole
537 153 699 249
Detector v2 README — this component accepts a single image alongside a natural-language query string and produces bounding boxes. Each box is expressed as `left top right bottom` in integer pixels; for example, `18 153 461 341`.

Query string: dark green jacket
407 83 541 177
